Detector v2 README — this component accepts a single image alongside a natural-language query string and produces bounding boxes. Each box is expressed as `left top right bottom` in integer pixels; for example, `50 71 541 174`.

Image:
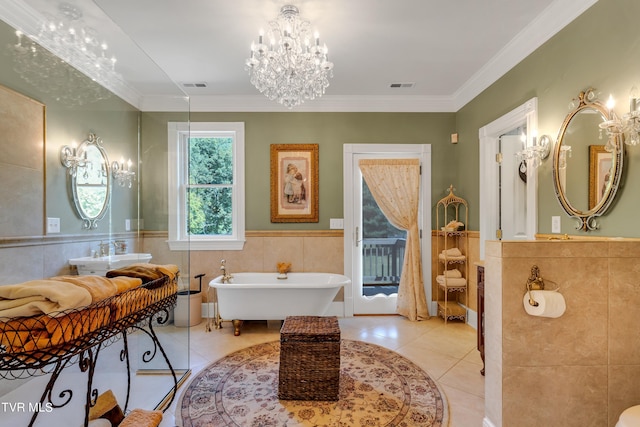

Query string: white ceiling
0 0 598 111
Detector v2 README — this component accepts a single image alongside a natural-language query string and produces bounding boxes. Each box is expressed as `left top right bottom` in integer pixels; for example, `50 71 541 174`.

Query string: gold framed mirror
552 89 624 231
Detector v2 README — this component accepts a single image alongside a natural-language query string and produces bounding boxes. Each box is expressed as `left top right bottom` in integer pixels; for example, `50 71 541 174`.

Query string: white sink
69 253 152 276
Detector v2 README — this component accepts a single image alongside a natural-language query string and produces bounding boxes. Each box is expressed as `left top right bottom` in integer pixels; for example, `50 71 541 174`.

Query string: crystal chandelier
245 5 334 109
39 3 118 77
11 32 113 105
9 2 119 105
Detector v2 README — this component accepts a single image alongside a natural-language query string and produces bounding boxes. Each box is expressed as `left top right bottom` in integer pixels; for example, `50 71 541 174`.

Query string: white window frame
167 122 245 250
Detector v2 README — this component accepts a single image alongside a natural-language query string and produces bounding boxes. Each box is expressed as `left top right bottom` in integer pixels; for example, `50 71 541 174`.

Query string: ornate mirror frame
552 89 624 231
62 133 111 229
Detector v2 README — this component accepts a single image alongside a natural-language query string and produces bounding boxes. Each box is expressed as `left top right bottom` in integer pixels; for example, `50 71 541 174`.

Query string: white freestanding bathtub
209 272 350 335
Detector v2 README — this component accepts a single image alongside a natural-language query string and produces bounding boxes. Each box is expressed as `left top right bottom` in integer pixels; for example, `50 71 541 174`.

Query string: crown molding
453 0 598 111
0 0 41 35
138 95 190 112
141 94 457 113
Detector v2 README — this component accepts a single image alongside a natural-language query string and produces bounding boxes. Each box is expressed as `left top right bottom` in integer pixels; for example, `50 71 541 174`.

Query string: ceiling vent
182 82 208 88
389 82 415 88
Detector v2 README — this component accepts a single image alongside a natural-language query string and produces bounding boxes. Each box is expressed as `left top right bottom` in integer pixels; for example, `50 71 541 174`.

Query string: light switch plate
551 216 561 233
330 218 344 229
47 217 60 233
126 219 144 230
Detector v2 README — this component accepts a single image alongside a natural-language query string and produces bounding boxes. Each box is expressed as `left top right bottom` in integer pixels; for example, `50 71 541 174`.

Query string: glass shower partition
0 1 191 424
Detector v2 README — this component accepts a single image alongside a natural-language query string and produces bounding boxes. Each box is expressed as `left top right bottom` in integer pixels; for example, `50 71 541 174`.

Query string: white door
479 98 539 260
500 134 528 240
343 144 431 316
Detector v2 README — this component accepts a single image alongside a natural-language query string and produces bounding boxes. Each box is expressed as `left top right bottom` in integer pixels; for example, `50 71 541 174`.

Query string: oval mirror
552 89 624 231
68 133 110 229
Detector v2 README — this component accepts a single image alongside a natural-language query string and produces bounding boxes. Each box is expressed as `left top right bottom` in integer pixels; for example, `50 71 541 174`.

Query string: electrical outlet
329 218 344 229
551 216 561 233
47 217 60 233
127 219 144 230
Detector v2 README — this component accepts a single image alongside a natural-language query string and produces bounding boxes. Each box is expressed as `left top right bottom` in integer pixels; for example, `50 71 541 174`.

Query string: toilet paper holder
525 265 559 307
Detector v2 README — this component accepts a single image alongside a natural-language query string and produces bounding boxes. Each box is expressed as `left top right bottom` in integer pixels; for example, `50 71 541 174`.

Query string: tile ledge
247 230 343 237
535 234 640 241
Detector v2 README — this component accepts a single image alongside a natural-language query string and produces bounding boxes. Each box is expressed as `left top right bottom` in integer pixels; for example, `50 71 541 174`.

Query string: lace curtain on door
359 159 429 320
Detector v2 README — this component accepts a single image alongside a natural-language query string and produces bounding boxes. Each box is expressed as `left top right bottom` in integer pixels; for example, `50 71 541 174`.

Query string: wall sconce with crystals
516 133 551 169
245 5 334 109
598 88 640 148
60 142 88 177
112 158 135 188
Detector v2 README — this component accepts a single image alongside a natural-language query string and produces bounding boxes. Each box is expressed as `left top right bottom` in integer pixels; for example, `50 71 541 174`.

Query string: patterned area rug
178 339 448 427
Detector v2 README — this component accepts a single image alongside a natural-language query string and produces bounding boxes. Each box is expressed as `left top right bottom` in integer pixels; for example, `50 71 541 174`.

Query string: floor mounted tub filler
209 272 351 335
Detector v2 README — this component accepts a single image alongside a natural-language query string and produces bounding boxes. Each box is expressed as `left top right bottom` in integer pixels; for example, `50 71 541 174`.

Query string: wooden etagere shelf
435 185 469 323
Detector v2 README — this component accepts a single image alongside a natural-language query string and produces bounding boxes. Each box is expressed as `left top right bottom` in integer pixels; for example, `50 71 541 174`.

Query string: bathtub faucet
220 259 233 283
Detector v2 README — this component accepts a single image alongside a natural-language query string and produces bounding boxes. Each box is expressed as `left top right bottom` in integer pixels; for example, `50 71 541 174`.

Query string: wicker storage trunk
278 316 341 401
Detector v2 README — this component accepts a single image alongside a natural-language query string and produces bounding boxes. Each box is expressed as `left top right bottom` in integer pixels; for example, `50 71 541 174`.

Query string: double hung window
168 122 245 250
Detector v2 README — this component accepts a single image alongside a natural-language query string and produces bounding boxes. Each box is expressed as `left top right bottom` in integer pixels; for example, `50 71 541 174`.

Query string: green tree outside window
188 137 233 236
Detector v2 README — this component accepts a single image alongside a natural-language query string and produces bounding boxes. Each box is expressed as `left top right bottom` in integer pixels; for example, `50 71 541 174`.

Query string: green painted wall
5 0 639 239
456 0 640 236
144 0 640 237
0 19 140 235
141 112 457 231
45 104 140 234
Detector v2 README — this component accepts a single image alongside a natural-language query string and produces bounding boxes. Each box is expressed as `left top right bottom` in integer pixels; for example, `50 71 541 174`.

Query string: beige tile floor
161 315 485 427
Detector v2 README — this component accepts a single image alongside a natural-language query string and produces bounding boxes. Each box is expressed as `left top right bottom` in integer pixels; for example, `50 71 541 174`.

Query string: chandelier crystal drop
245 5 334 109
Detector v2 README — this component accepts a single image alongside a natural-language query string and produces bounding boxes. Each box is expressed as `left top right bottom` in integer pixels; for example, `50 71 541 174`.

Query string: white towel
436 275 467 288
438 253 466 262
444 269 462 278
442 247 462 257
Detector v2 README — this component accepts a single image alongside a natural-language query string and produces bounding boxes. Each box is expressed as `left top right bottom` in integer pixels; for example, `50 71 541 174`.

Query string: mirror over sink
552 89 624 231
60 133 111 229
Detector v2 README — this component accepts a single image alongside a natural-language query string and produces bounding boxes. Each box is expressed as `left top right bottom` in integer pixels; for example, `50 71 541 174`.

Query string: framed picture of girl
270 144 319 222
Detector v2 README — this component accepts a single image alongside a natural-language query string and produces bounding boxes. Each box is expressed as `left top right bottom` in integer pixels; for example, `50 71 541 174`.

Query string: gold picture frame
588 145 613 210
270 144 319 223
